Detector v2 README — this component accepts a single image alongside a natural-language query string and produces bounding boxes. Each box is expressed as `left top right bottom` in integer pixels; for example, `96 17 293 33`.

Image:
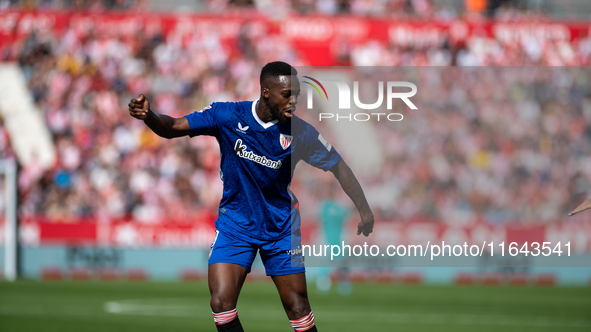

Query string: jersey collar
252 99 278 129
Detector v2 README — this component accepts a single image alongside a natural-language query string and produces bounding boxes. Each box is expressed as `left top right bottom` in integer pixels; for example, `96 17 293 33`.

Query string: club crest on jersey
280 134 293 150
236 122 249 134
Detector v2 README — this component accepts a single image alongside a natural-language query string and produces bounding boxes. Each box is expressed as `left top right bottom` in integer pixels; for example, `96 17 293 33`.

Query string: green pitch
1 280 590 332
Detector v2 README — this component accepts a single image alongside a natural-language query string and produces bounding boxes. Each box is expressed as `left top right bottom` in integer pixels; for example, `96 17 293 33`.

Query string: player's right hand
357 212 374 237
128 94 150 120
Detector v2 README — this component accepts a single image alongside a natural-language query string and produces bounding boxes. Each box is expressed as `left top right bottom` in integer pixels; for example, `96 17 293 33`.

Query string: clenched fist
128 94 150 120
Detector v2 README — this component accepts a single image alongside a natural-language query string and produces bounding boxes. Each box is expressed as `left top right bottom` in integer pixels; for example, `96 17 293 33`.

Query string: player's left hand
356 213 374 237
569 199 591 216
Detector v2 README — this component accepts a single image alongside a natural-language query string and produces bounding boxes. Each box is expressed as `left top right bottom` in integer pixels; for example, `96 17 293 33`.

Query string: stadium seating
0 6 589 229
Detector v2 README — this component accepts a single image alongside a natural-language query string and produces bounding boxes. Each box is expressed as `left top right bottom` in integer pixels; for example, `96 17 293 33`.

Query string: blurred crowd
0 9 590 226
346 40 591 67
347 29 591 66
1 0 145 11
0 0 553 20
359 67 591 226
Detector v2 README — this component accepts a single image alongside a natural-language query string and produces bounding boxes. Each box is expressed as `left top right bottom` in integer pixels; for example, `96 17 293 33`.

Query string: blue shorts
208 222 305 277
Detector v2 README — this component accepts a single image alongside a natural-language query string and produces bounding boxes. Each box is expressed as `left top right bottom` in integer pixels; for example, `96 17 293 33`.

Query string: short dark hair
260 61 297 86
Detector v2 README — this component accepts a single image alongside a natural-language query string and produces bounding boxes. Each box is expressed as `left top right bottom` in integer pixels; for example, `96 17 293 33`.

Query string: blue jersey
185 100 341 241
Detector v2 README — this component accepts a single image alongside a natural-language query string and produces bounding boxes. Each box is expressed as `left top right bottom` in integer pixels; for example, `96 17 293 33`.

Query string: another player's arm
128 94 190 139
569 199 591 216
330 159 374 236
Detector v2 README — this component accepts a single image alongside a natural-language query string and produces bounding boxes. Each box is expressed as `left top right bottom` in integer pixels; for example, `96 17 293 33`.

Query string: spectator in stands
5 5 591 228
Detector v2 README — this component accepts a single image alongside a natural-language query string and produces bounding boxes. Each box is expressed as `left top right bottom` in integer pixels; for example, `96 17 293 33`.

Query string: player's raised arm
569 198 591 216
128 94 190 139
330 159 374 237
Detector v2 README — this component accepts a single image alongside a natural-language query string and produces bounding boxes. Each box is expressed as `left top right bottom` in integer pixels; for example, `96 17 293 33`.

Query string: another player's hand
128 94 150 120
356 212 374 237
569 199 591 216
